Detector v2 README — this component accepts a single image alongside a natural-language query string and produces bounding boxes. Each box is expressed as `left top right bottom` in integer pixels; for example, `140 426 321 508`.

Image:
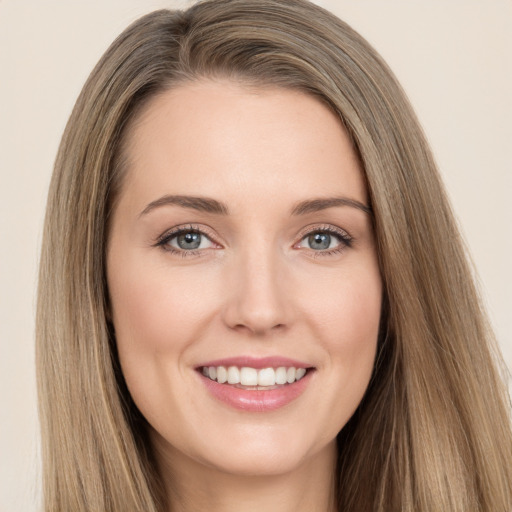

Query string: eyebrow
139 195 230 217
139 194 372 218
291 197 372 216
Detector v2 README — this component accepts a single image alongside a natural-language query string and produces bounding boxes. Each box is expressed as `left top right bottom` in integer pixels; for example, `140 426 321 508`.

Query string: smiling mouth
199 365 312 389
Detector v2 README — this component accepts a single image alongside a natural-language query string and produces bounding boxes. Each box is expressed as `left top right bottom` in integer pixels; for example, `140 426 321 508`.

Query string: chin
191 424 335 478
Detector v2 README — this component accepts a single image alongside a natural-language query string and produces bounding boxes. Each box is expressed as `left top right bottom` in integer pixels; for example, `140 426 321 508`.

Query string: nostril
221 275 292 335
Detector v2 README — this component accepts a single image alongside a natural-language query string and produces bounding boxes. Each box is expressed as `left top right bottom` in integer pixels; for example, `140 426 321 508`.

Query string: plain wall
1 0 510 509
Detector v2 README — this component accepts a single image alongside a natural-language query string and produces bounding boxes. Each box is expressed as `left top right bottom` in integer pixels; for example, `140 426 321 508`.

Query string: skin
107 80 382 512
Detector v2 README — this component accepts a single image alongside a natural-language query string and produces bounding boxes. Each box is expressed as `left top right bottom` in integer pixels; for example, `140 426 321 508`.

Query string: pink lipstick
196 356 314 412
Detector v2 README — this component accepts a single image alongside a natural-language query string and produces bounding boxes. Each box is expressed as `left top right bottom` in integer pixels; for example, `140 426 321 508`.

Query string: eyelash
295 225 353 258
154 224 216 258
154 223 353 258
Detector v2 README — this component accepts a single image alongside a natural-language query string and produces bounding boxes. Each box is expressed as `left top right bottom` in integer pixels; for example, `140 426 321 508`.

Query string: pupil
309 233 330 250
178 232 201 250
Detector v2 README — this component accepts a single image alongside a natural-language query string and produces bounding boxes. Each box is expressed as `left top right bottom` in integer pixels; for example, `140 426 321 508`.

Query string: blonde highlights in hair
37 0 512 510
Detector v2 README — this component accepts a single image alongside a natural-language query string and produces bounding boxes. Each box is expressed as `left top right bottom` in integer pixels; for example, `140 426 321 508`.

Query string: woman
36 0 512 510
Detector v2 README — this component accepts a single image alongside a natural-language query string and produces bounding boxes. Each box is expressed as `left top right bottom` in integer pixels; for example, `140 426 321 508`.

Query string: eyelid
293 223 354 255
154 224 222 253
295 223 353 244
153 222 353 257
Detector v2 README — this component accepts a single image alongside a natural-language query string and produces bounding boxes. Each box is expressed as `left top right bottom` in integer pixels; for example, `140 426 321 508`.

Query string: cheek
109 257 216 355
107 257 216 425
301 261 382 411
306 262 382 349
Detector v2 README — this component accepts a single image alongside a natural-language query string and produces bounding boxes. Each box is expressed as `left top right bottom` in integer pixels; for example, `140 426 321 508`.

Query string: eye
156 226 216 254
301 232 337 250
296 227 352 254
170 231 212 251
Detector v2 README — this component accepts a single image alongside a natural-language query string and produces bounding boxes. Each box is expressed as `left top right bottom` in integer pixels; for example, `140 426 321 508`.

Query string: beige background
1 0 510 509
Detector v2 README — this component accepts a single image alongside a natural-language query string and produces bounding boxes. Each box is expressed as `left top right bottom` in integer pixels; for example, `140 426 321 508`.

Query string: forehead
119 79 367 209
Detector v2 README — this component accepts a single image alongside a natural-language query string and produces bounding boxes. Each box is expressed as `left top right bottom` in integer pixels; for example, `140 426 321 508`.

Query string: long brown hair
37 0 512 510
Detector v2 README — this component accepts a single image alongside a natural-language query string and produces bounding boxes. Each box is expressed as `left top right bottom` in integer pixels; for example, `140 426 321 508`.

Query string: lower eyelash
157 241 206 257
154 225 353 258
154 225 212 256
309 244 347 259
301 227 354 257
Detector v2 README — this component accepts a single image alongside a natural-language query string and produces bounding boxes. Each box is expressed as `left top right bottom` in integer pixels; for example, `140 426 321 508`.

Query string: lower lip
199 371 313 412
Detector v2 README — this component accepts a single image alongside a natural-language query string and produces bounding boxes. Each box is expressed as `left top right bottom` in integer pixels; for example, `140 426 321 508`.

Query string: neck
153 437 338 512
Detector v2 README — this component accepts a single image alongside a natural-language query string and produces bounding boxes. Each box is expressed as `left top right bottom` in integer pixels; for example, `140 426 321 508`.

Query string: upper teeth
202 366 307 386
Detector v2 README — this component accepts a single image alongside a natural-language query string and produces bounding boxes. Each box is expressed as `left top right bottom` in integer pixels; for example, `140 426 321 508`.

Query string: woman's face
107 80 382 477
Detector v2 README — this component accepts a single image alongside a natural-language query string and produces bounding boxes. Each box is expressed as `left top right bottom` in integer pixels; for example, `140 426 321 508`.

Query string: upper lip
196 356 313 370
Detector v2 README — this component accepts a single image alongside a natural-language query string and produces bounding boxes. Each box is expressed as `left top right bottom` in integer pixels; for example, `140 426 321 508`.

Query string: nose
222 247 292 336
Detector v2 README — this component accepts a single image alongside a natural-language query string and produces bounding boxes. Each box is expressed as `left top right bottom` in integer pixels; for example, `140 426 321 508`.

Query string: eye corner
153 223 222 256
294 224 354 257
